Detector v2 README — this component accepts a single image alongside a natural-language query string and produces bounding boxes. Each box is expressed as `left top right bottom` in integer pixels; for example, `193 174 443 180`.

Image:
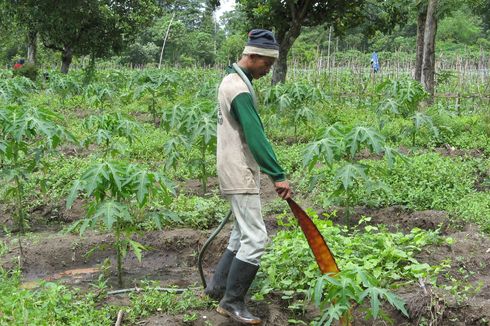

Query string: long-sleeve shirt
216 66 285 195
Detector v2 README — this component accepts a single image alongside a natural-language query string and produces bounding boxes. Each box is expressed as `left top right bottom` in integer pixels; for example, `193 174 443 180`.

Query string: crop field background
0 65 489 325
1 0 490 325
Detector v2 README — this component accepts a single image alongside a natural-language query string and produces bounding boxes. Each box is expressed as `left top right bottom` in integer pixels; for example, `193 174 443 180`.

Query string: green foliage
376 153 476 210
376 78 441 147
161 101 217 194
133 71 178 126
0 269 114 325
0 76 37 104
0 269 212 325
12 63 38 81
126 283 212 323
304 124 405 215
257 212 448 321
451 192 490 232
83 112 141 157
170 194 229 229
263 81 325 138
311 267 408 325
0 103 74 253
67 160 175 286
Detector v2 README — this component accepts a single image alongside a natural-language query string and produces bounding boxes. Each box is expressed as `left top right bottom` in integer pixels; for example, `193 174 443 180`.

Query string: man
205 29 292 325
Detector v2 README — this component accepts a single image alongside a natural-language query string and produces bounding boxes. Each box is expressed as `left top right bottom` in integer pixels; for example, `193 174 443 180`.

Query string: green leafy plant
303 124 405 218
0 103 75 256
0 76 37 104
66 160 175 286
257 211 448 323
161 102 216 194
83 112 141 157
84 82 114 111
311 267 408 325
376 79 440 147
263 81 325 139
133 72 177 126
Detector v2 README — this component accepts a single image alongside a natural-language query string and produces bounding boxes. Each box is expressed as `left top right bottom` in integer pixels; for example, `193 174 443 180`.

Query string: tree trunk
272 25 302 84
61 47 73 74
421 0 438 99
27 30 37 64
414 7 427 81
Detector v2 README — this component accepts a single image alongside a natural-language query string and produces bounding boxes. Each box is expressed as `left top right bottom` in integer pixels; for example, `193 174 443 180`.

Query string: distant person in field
13 58 25 70
371 52 380 73
205 29 292 325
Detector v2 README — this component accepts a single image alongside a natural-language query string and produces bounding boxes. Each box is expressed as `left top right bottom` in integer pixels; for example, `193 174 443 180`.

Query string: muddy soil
1 191 489 325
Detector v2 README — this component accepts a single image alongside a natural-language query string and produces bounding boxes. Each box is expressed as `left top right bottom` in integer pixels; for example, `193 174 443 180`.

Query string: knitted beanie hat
243 29 279 58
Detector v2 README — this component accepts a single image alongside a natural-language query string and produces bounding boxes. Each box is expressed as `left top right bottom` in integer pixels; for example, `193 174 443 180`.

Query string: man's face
250 55 276 79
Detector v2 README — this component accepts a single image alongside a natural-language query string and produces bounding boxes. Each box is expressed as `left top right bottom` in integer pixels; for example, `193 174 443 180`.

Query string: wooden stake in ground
115 310 124 326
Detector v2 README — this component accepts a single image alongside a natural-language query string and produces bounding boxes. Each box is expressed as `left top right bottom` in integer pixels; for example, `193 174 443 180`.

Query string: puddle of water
21 267 99 289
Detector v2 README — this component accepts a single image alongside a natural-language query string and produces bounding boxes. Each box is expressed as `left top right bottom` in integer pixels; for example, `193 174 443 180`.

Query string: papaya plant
304 124 406 218
0 103 75 256
84 82 114 111
160 102 216 194
311 266 408 325
376 79 441 147
133 72 177 126
0 77 37 104
263 81 325 139
83 112 141 157
185 103 216 195
66 160 175 287
161 104 191 171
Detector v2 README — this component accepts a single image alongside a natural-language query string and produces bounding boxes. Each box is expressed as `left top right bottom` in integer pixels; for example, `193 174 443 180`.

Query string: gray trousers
226 194 268 266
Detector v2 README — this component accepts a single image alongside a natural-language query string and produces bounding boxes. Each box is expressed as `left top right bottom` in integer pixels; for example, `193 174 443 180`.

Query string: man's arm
231 92 285 181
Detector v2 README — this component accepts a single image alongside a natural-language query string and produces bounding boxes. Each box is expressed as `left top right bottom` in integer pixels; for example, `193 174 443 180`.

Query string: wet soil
1 189 489 325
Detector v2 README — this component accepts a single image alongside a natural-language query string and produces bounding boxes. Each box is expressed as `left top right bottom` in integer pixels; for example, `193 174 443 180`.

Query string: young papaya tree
376 79 440 147
0 103 75 257
185 103 217 195
66 160 175 287
304 124 406 219
160 104 191 171
263 81 324 139
84 82 114 111
83 112 141 157
0 77 37 104
160 102 216 195
133 71 178 127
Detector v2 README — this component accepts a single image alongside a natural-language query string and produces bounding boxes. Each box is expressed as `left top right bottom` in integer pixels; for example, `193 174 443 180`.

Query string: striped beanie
243 29 279 58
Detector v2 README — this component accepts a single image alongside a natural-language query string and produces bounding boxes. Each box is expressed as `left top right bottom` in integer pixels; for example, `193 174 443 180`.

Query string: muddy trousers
226 194 267 266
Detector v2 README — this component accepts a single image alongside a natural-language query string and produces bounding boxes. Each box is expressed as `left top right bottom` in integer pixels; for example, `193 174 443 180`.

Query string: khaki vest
217 73 260 194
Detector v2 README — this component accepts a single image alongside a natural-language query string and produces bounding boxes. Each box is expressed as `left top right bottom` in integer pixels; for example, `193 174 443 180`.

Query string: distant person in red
13 59 25 70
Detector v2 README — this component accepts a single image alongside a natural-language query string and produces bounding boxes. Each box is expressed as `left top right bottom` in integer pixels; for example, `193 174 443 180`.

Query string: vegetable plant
67 160 175 287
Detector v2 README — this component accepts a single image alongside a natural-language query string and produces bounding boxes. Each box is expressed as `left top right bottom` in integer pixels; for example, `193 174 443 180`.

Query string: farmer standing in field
205 29 292 325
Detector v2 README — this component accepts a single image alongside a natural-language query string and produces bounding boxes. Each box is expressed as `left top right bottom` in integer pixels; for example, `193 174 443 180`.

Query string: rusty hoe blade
287 198 339 274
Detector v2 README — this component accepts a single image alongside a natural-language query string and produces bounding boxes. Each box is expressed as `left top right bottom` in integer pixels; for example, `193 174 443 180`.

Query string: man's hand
274 180 292 200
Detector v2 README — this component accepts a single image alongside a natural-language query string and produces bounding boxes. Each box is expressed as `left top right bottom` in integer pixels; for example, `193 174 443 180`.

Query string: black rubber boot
217 258 262 325
204 249 235 300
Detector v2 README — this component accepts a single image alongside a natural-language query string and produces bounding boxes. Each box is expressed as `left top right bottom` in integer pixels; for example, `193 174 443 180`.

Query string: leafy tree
5 0 159 73
210 0 407 84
